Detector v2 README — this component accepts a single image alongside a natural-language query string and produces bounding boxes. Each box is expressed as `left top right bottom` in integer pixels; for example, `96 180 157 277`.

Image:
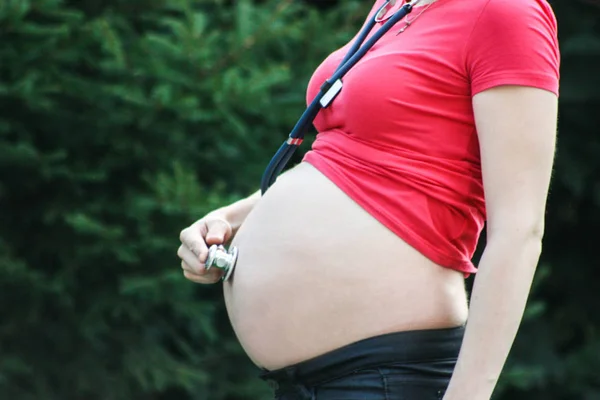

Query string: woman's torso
222 0 494 370
221 0 560 371
224 163 469 370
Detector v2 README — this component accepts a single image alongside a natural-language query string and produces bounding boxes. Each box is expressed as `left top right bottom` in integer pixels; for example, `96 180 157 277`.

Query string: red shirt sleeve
464 0 560 96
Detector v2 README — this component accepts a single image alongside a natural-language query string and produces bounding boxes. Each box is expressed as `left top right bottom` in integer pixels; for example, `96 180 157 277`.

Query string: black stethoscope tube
260 0 417 194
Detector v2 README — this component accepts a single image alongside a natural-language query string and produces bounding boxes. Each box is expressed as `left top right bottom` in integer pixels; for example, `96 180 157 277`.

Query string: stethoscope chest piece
205 245 238 282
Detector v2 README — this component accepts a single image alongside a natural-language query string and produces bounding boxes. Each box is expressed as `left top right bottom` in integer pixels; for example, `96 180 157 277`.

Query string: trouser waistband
259 326 465 388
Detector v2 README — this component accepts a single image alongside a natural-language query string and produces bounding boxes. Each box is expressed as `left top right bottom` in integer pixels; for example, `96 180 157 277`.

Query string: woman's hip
259 326 464 400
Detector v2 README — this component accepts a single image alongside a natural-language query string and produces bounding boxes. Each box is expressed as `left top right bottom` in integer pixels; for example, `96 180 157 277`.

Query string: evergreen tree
0 0 598 399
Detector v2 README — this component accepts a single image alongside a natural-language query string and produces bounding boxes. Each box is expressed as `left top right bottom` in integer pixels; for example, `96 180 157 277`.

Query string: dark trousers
259 326 465 400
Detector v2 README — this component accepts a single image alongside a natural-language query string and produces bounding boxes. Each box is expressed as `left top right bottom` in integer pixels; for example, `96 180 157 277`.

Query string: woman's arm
443 85 559 400
206 163 300 237
208 189 262 237
180 165 302 284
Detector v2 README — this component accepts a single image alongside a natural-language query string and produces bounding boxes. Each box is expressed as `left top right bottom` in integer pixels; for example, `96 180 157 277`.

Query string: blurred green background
0 0 598 399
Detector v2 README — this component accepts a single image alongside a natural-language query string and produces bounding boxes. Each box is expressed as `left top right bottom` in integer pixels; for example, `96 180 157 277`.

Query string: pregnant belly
223 162 469 370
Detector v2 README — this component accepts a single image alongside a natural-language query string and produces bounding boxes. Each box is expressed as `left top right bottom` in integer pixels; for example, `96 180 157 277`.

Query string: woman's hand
176 183 268 284
178 215 234 284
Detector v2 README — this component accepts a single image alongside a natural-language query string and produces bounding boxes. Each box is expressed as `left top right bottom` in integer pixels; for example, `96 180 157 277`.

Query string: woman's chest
306 17 476 151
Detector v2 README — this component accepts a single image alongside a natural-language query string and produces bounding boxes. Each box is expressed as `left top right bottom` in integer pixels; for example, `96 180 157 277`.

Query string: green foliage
0 0 368 398
0 0 598 399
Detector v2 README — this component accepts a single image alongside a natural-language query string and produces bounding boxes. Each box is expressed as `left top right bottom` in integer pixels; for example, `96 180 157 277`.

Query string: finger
205 218 233 245
180 260 198 275
180 226 209 262
178 245 206 275
181 260 220 281
183 268 223 284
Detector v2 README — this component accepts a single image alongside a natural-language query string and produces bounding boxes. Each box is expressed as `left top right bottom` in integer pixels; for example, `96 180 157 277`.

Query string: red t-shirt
302 0 560 274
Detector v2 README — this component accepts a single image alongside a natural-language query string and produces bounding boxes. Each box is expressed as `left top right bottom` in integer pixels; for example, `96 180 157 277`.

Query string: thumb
204 217 233 245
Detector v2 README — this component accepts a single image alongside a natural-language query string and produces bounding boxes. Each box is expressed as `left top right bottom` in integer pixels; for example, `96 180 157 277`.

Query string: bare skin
181 162 469 370
224 162 468 369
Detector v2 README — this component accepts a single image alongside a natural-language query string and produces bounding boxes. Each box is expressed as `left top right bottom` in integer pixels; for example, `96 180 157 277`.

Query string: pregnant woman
177 0 560 398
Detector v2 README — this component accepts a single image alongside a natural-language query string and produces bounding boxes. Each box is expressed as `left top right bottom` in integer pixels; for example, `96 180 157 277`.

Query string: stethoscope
206 0 422 281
